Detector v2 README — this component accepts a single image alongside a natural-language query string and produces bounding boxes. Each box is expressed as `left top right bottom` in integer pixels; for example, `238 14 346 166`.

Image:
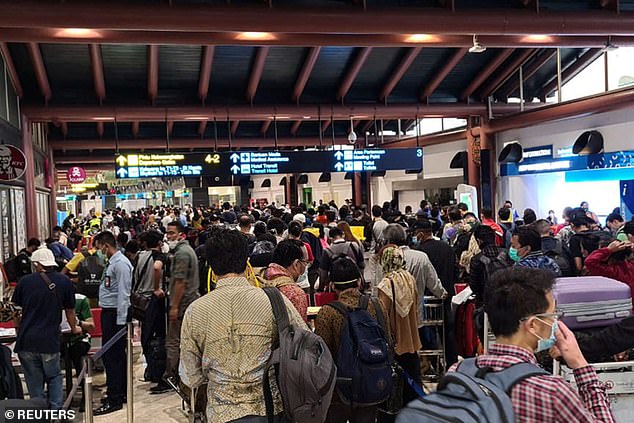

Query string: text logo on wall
66 166 87 184
0 144 27 181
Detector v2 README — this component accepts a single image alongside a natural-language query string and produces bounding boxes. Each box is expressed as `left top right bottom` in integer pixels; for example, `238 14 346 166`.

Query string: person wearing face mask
92 231 133 415
448 268 615 423
580 201 600 225
152 220 200 395
510 226 561 276
262 240 309 322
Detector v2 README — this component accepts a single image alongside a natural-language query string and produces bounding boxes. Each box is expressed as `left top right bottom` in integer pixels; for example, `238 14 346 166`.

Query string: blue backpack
326 295 392 406
396 358 548 423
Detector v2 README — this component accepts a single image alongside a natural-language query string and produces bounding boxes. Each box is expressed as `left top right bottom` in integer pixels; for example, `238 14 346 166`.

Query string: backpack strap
324 301 349 317
458 358 549 393
358 294 369 310
262 287 291 334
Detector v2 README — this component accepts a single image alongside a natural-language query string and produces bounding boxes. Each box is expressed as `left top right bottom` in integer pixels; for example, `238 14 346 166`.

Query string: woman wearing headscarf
376 245 422 419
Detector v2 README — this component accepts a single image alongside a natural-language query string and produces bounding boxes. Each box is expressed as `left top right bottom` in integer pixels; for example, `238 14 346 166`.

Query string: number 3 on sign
416 149 422 157
205 154 220 164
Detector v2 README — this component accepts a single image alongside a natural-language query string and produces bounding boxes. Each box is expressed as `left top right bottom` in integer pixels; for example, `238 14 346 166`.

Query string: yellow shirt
65 249 96 273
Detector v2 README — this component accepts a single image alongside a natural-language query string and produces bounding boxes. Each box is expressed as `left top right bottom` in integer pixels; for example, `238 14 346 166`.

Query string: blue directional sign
114 148 423 179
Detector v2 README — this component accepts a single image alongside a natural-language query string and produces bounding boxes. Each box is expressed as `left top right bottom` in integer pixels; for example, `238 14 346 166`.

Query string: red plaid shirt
449 344 615 423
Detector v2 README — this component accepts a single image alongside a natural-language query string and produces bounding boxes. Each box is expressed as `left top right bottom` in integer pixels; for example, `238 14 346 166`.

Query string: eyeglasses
520 311 564 322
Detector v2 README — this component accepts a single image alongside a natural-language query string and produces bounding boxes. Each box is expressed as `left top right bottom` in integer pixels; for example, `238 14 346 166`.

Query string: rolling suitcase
553 276 632 329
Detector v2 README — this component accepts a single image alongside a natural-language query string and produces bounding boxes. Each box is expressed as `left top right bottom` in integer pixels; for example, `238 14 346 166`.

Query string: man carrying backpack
315 256 391 423
179 229 314 422
320 227 365 287
4 238 40 283
398 268 615 423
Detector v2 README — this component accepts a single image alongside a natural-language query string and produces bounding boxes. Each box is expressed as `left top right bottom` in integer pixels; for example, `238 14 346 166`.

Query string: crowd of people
4 196 633 422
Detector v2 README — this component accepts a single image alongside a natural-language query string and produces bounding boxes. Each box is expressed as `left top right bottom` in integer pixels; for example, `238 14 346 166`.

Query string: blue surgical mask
411 237 420 247
509 247 520 262
533 318 558 353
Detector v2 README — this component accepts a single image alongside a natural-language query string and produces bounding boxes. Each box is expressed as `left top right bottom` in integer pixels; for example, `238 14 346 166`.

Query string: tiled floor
76 362 187 423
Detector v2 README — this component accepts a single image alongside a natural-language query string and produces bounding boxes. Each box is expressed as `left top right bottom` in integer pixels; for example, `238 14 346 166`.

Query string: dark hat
412 220 433 232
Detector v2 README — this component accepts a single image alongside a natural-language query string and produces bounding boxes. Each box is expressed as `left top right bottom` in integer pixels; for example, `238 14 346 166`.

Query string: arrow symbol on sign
116 155 127 166
334 151 344 160
231 165 240 174
116 168 128 178
230 153 240 163
334 162 344 171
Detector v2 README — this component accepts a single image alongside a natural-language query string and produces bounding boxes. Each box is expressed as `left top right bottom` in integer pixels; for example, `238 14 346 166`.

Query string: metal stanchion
84 356 94 422
127 322 134 423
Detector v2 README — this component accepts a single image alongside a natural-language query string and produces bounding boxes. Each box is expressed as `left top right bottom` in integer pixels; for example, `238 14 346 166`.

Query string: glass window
443 118 467 131
607 47 634 90
551 52 605 102
418 118 444 135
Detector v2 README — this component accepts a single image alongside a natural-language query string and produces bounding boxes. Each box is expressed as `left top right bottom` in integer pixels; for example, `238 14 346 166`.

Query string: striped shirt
450 343 615 423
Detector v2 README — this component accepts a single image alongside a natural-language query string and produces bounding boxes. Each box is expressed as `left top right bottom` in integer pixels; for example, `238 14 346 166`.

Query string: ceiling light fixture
469 35 486 53
235 32 277 41
55 28 102 38
92 116 114 121
183 116 209 121
521 34 554 43
403 34 438 43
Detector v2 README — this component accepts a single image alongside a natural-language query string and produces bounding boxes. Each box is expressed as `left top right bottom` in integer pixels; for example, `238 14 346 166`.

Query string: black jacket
577 315 634 362
417 239 457 295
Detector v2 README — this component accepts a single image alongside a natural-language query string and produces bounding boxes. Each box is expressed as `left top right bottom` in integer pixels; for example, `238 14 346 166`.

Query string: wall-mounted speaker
573 130 604 155
498 142 523 163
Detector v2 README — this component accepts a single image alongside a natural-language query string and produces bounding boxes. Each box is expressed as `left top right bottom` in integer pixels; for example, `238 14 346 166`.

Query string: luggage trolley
554 360 634 423
419 296 446 383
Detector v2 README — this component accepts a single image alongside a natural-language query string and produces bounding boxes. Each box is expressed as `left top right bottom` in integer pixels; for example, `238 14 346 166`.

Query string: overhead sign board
114 148 423 179
66 166 87 184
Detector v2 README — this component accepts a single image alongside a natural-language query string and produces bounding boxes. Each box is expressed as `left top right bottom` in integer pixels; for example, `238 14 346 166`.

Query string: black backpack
76 252 106 298
326 295 392 406
544 239 574 277
479 251 511 283
3 252 31 283
396 358 548 423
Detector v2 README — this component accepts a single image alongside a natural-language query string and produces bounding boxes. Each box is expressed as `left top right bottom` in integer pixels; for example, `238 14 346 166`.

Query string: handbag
129 253 154 321
379 280 405 416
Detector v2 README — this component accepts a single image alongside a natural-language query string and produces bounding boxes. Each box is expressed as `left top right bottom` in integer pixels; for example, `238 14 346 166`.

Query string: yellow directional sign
116 155 127 166
204 153 220 164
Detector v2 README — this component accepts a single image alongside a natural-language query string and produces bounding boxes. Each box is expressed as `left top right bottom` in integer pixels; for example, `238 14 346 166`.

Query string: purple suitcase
553 276 633 329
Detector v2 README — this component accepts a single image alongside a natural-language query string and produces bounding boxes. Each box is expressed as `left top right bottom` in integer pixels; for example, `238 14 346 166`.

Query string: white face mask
167 240 179 250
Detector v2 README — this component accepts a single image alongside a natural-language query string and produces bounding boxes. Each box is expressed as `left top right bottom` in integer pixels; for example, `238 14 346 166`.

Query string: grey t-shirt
169 241 200 312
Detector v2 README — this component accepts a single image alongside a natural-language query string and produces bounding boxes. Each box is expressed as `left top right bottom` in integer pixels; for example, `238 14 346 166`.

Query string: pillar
466 129 481 190
352 172 371 207
284 174 298 206
22 115 38 239
479 130 496 211
48 146 58 229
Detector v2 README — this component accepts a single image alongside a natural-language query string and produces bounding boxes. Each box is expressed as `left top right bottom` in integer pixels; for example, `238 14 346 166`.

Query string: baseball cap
31 247 58 268
293 213 306 223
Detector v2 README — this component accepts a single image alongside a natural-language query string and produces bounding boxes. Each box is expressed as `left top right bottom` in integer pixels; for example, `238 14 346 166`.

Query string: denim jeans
17 351 63 409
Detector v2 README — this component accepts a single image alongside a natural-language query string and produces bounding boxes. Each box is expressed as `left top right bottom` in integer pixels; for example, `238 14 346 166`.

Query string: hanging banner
0 144 27 181
66 166 87 184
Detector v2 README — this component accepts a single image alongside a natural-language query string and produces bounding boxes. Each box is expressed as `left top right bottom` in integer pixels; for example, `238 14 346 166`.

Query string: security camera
348 130 358 144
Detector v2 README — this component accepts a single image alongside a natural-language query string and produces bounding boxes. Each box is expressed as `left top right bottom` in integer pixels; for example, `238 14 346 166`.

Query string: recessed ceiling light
183 116 209 121
235 32 277 41
403 34 438 43
302 116 312 119
92 117 114 121
55 28 102 38
521 35 553 43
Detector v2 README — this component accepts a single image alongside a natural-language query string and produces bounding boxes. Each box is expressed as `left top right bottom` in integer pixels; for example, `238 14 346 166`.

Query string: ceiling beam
131 121 139 138
27 42 52 102
460 48 515 101
198 46 215 103
501 49 556 98
198 120 207 136
147 45 159 104
488 85 634 133
321 120 331 133
0 42 23 97
261 120 272 135
51 129 467 154
290 120 302 136
379 47 422 102
479 48 537 98
420 47 468 101
4 3 634 35
246 47 269 104
60 122 68 138
23 103 532 123
542 48 604 96
337 47 372 102
96 121 104 138
167 120 174 135
89 44 106 104
361 120 374 132
1 28 633 48
292 47 321 103
231 120 240 136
